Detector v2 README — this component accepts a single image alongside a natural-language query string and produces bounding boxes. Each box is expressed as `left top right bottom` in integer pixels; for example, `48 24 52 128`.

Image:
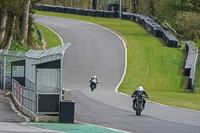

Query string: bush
175 12 200 41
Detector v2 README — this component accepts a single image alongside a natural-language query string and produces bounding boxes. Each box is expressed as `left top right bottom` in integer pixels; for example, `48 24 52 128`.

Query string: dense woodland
0 0 42 51
0 0 200 51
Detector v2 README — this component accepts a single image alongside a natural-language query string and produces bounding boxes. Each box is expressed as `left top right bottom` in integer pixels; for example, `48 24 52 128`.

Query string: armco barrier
184 41 198 91
34 24 43 41
35 4 198 91
12 79 36 113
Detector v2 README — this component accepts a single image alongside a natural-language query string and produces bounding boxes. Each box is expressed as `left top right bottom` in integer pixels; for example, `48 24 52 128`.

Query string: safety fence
34 24 43 42
0 50 25 90
12 78 36 113
184 41 199 92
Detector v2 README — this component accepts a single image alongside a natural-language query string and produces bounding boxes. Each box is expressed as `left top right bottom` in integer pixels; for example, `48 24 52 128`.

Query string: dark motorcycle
132 95 148 116
89 79 98 91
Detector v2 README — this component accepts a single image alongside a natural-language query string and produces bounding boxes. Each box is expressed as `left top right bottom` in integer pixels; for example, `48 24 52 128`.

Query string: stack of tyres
65 7 73 14
122 12 129 20
47 5 56 12
104 11 114 18
88 9 96 17
40 5 49 11
55 6 65 13
162 30 178 47
96 10 104 17
79 9 88 16
152 26 164 38
70 8 80 14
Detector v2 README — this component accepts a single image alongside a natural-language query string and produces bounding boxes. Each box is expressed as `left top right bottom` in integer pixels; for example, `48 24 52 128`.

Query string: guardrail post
22 88 24 105
3 56 6 90
19 86 21 103
191 80 194 93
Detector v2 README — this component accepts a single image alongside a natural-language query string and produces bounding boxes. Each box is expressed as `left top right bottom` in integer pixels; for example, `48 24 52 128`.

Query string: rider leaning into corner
131 86 149 110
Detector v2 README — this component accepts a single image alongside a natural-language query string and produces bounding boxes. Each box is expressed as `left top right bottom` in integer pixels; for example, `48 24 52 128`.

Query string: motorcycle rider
131 86 149 110
89 75 99 90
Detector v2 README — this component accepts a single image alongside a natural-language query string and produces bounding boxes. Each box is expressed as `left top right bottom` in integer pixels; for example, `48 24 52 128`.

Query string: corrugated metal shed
26 42 71 59
25 43 71 89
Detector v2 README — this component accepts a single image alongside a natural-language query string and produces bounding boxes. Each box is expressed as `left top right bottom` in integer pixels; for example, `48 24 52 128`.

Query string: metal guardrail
34 23 43 41
13 77 60 115
184 41 199 92
191 48 199 92
12 79 36 113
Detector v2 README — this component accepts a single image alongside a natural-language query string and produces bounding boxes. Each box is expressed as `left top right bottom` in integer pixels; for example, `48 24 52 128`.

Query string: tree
131 0 139 13
149 0 157 17
0 1 8 47
3 16 16 51
21 0 31 45
175 12 200 40
189 0 200 12
2 0 24 50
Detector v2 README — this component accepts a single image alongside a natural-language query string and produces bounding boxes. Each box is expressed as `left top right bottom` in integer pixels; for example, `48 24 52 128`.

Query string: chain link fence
0 50 25 90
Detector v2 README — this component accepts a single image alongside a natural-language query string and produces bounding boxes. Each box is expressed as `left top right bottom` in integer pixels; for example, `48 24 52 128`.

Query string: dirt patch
42 38 48 50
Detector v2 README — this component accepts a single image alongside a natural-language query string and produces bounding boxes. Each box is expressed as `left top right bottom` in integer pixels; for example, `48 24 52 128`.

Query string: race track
35 15 200 133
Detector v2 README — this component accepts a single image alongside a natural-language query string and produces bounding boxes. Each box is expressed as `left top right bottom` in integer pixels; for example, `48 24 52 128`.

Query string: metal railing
12 79 36 113
191 49 199 92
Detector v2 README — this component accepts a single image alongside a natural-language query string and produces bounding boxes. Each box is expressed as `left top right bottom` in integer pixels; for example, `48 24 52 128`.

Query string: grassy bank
195 57 200 93
34 23 62 48
36 11 200 111
9 23 61 52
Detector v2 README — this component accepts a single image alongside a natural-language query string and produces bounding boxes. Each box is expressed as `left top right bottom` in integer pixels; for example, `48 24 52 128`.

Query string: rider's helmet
138 86 144 95
93 75 97 79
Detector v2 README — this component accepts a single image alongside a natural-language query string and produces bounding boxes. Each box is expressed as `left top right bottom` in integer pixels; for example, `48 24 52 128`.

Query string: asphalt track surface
34 15 200 133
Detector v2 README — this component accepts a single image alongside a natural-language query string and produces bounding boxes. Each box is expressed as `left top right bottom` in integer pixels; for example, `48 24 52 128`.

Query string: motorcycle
89 79 98 91
132 95 148 116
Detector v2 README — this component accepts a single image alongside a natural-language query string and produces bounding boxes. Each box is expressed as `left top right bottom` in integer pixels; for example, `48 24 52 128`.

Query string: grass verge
34 23 62 48
36 11 200 111
10 22 61 52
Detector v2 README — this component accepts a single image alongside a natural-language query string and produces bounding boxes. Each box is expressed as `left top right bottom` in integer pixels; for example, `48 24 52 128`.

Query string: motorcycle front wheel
137 103 142 116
